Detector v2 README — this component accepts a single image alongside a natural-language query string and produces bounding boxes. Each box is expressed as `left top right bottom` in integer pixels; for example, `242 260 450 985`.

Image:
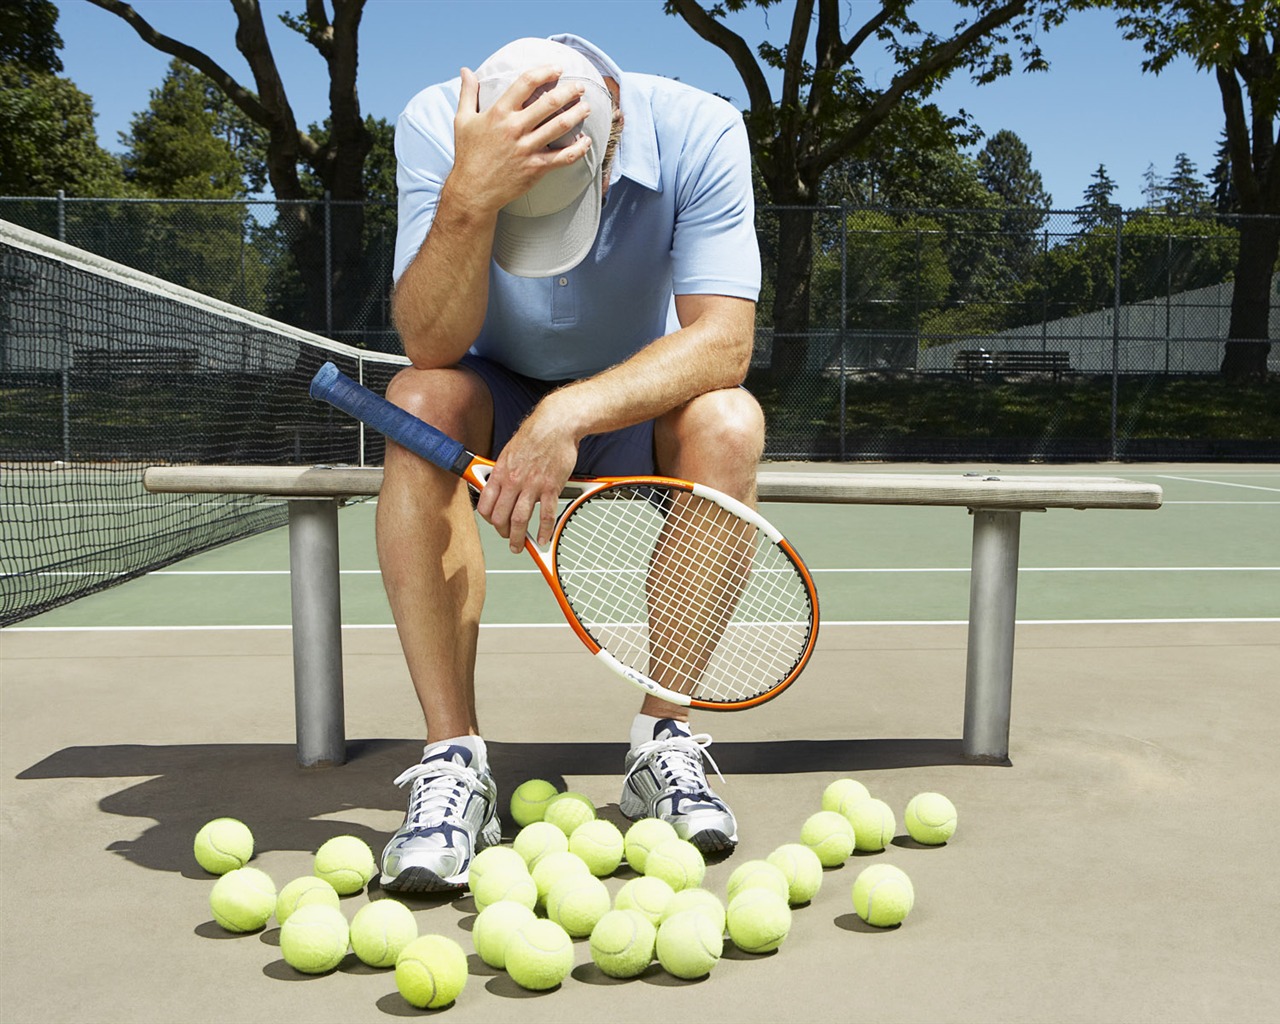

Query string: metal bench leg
962 509 1021 763
287 498 347 767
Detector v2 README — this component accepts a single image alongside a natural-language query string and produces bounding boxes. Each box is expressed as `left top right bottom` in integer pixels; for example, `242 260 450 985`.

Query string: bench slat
143 465 1162 510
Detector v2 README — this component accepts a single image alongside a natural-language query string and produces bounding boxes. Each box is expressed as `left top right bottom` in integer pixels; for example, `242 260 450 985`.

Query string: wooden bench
142 465 1162 768
955 349 1072 378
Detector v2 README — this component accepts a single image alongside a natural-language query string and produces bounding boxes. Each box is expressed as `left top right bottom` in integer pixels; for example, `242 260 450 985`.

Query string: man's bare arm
476 293 756 550
392 65 596 367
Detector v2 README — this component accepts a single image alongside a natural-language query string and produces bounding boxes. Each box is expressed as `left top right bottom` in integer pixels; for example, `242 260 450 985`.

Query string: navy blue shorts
459 354 656 476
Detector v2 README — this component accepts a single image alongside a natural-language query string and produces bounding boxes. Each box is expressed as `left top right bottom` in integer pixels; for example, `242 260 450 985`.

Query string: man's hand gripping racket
310 362 818 711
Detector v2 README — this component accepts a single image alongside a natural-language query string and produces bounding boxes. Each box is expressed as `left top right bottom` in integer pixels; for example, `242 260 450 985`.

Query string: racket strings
554 485 813 704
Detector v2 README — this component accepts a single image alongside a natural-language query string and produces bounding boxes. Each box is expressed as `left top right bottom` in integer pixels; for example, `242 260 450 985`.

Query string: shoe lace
623 732 725 792
393 760 479 829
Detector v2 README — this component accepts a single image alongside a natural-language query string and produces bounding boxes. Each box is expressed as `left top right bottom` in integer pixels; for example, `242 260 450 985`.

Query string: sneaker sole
687 828 737 856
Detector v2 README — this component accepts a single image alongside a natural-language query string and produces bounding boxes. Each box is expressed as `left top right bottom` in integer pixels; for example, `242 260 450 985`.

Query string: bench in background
143 465 1162 768
956 349 1072 378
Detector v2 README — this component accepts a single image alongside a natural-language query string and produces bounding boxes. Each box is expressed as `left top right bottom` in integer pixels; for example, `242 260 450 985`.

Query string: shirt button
558 277 568 286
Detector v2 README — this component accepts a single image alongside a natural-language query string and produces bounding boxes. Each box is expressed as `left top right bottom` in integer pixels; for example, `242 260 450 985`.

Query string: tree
1161 152 1210 215
110 59 269 305
0 1 125 198
0 0 62 74
1077 164 1120 230
1114 0 1279 378
120 59 263 199
1208 130 1238 213
0 65 126 198
87 0 373 336
977 129 1051 210
665 0 1089 380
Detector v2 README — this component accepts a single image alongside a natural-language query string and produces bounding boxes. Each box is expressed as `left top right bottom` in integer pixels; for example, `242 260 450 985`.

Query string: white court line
1157 475 1280 493
6 618 1278 633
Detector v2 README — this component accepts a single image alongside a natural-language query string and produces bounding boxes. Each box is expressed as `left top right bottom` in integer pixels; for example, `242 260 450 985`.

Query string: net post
961 509 1020 763
287 497 347 767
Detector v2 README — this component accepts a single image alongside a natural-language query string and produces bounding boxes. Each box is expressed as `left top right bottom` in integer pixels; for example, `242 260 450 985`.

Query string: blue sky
52 0 1222 211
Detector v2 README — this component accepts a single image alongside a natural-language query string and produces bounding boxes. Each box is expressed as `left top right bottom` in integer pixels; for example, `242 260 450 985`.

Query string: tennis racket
310 362 818 711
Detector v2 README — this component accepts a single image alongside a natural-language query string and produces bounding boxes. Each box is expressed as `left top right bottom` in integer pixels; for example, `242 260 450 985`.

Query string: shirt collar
548 34 661 193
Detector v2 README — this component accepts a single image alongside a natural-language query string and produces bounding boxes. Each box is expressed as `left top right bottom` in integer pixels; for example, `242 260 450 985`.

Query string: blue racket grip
309 362 470 476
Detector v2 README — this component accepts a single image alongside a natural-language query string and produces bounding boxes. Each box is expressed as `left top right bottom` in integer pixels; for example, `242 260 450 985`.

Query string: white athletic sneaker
620 718 738 854
380 736 501 893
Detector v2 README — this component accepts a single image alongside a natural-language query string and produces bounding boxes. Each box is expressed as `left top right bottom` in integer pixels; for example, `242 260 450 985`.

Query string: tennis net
0 219 408 626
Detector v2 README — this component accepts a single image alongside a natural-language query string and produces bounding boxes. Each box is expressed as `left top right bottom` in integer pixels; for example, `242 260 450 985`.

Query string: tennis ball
531 850 591 904
766 844 824 905
279 903 350 974
193 817 254 875
851 863 915 927
644 837 706 892
395 934 468 1009
661 888 726 934
845 797 897 852
568 819 625 876
726 888 792 954
510 779 560 827
725 859 791 904
209 866 277 933
800 810 856 867
505 919 574 991
545 873 611 938
313 835 377 895
822 778 872 816
904 792 958 845
513 821 569 870
590 908 656 979
275 875 340 925
473 900 537 969
543 792 597 836
467 845 528 889
350 899 418 968
614 875 676 927
624 817 678 872
655 909 723 980
472 865 537 912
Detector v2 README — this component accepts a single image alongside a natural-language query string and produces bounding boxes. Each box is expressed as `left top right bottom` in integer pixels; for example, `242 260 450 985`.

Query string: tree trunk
1221 215 1279 379
769 205 816 384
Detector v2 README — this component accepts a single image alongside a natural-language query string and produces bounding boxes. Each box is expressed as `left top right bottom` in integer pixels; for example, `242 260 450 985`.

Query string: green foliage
1023 212 1239 323
0 0 62 74
119 60 266 200
1077 164 1120 230
748 372 1280 458
0 64 126 197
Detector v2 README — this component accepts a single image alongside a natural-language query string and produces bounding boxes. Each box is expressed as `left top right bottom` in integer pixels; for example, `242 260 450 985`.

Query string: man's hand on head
450 65 594 217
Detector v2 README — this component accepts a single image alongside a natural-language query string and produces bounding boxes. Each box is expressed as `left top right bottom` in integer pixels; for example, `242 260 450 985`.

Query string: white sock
423 734 486 766
629 713 689 749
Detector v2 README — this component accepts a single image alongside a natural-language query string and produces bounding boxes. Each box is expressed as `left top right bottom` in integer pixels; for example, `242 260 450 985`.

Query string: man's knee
384 365 492 452
656 388 765 475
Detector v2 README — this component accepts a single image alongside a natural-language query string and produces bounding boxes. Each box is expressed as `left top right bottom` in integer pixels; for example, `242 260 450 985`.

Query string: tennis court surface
2 464 1277 1023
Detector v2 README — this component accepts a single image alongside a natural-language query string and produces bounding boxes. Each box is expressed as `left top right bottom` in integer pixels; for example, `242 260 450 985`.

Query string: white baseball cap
475 37 614 278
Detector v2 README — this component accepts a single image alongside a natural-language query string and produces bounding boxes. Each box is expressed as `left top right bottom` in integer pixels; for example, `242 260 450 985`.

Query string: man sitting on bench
378 35 763 892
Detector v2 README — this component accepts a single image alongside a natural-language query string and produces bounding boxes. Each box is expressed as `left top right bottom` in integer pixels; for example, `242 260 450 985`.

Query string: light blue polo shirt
392 43 761 381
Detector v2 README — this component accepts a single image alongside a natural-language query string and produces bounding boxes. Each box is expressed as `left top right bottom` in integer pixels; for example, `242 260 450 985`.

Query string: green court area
10 464 1278 630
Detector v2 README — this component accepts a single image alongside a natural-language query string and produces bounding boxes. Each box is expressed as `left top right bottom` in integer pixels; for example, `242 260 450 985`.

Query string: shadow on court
15 735 974 874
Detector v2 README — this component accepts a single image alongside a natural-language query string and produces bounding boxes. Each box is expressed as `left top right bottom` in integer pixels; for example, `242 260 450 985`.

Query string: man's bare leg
377 365 503 892
620 387 765 853
378 365 494 742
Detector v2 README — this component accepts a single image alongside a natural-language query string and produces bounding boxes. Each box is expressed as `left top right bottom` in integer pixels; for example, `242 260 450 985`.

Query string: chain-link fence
2 195 1276 461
